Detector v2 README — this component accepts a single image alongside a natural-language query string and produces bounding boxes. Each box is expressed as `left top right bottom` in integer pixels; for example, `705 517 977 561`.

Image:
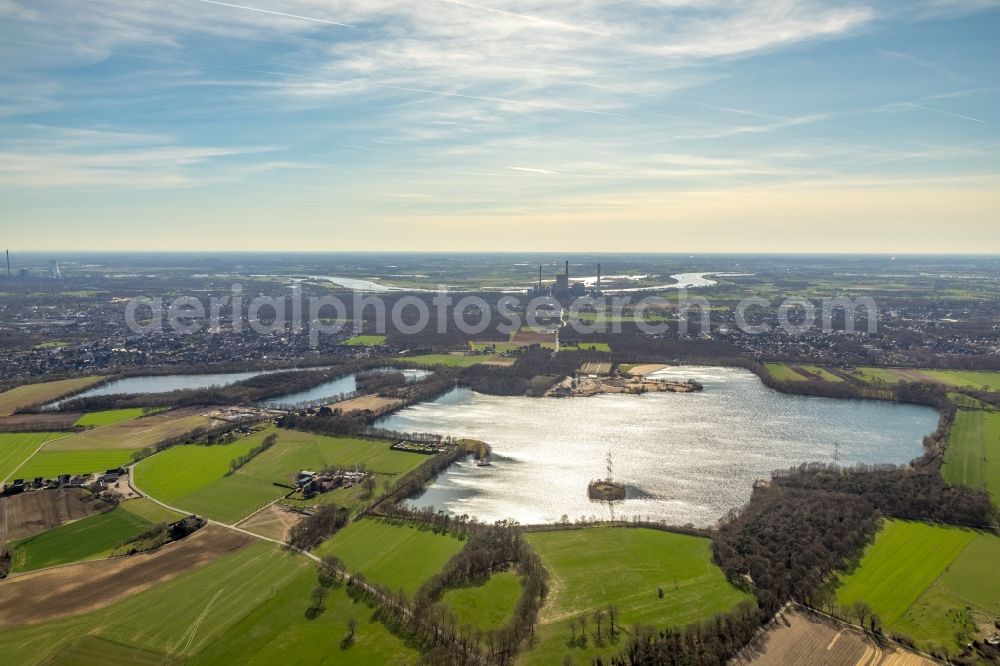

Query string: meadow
522 527 752 665
342 334 387 346
402 354 486 368
942 409 1000 507
8 507 153 572
75 408 147 427
0 376 103 416
315 518 464 596
0 432 68 481
440 570 523 631
835 519 997 652
135 426 426 523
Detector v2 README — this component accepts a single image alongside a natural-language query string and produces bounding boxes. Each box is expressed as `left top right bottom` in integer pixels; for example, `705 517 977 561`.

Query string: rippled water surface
377 367 938 526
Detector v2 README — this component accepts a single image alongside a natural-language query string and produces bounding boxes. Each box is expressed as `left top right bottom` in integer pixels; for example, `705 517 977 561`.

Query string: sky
1 0 999 253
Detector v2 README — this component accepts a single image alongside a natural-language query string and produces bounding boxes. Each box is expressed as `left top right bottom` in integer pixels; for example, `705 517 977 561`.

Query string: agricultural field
0 540 304 662
74 407 147 427
0 431 68 481
342 334 387 346
315 518 464 596
440 570 523 631
2 488 109 540
850 367 1000 390
0 526 253 631
12 448 136 479
835 520 998 653
118 497 187 524
510 328 558 349
0 376 104 416
403 354 486 367
942 409 1000 507
737 605 934 666
522 527 752 665
135 426 426 523
43 408 216 452
8 506 152 572
764 363 844 383
189 563 421 665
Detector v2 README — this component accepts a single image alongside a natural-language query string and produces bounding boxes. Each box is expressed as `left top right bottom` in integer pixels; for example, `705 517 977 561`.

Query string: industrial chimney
597 263 601 290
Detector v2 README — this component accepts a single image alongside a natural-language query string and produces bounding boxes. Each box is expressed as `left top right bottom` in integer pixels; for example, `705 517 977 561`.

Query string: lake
260 367 432 408
376 366 939 526
50 369 284 405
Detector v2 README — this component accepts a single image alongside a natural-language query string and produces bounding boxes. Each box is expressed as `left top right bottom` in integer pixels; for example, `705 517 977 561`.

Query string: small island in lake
588 452 627 501
547 373 702 398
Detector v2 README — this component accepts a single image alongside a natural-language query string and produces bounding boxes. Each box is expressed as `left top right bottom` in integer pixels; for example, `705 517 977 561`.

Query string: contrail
436 0 611 36
903 102 986 124
191 0 356 28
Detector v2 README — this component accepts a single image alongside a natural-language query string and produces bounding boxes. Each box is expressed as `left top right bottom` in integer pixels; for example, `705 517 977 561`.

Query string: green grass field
0 376 103 416
440 570 523 631
522 527 752 665
189 561 420 665
75 408 147 427
9 507 153 572
136 427 426 523
316 518 464 597
942 409 1000 507
0 542 310 662
401 354 486 368
834 519 998 653
560 342 612 352
118 497 187 524
12 448 136 480
0 432 67 481
342 334 387 346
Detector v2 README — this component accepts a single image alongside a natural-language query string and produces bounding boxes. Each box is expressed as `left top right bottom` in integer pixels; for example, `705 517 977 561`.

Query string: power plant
531 260 601 298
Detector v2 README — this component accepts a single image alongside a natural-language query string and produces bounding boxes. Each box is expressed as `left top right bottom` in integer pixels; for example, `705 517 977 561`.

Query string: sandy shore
627 363 668 376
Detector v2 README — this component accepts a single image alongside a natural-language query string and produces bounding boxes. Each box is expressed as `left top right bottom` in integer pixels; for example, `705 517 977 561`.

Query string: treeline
772 463 997 529
227 433 277 474
416 521 548 665
337 519 547 665
605 600 763 666
288 502 350 550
